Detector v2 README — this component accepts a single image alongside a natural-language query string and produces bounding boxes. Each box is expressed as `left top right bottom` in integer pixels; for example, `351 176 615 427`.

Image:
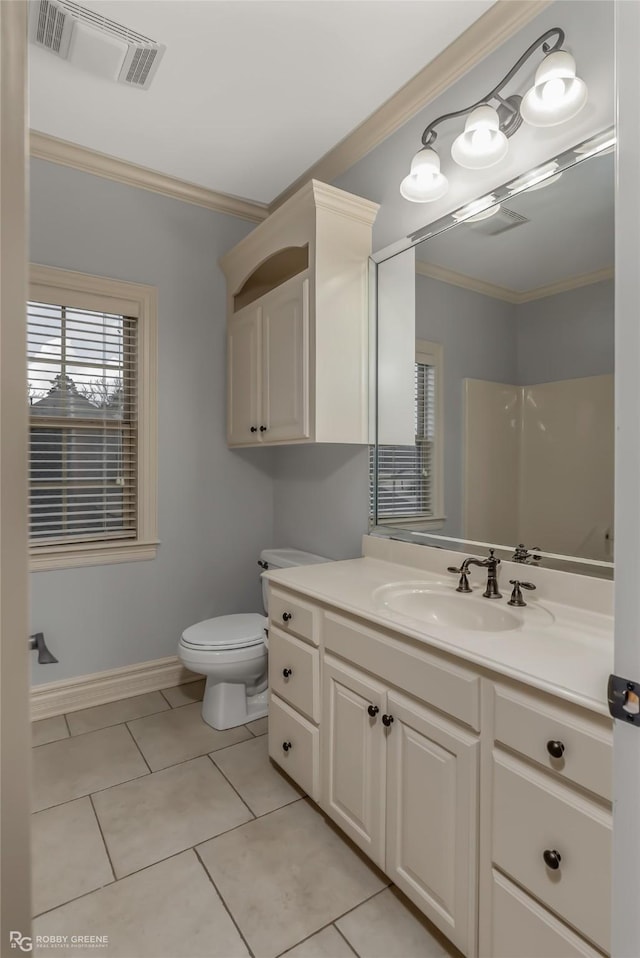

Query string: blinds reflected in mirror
372 361 436 520
28 302 138 544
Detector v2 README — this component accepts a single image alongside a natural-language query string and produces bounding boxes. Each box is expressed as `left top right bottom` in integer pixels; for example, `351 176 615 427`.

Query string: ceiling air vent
470 207 529 237
29 0 166 90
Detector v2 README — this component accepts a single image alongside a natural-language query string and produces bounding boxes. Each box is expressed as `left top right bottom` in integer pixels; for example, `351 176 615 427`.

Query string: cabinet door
321 655 387 868
262 276 310 442
227 305 261 445
385 690 479 955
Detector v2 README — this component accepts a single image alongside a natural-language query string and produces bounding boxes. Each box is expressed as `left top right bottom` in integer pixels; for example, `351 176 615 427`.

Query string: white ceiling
417 150 615 292
28 0 494 204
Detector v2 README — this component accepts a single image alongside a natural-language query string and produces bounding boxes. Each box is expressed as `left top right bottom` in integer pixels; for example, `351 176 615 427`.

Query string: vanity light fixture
400 147 449 203
507 160 562 193
574 129 617 160
452 195 501 223
400 27 587 203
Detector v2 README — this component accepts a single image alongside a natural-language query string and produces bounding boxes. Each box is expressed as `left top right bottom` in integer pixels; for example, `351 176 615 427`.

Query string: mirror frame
370 128 615 576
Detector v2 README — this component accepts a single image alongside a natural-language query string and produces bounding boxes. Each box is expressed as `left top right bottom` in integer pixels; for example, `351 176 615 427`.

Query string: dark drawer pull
367 705 379 718
543 849 562 870
282 612 292 623
282 667 292 678
282 741 292 752
547 740 565 759
382 714 394 727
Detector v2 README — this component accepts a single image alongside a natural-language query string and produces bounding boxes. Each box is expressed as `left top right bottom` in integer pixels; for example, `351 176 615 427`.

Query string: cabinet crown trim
219 179 379 284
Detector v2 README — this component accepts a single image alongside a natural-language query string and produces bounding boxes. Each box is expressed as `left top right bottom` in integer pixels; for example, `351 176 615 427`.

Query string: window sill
30 540 160 572
374 516 447 531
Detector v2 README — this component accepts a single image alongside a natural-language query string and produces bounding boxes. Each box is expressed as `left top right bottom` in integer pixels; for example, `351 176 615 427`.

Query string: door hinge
608 673 640 724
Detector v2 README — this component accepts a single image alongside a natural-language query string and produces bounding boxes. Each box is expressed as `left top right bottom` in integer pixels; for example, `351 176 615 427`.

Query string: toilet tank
259 548 331 612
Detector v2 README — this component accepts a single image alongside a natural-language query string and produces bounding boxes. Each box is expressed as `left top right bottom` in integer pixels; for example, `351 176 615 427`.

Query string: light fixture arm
421 28 565 148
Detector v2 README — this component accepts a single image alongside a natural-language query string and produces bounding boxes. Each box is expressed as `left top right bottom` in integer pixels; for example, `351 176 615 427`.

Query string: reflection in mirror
373 137 614 576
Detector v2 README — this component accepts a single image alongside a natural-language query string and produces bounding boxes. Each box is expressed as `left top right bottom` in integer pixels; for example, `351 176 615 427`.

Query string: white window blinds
28 301 138 546
372 361 436 520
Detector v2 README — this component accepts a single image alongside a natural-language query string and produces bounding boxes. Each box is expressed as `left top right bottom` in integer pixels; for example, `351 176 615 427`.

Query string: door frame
0 0 31 944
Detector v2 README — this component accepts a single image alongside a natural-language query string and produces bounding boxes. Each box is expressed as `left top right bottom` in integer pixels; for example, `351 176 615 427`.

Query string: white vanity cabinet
220 181 379 447
482 681 613 958
266 582 613 958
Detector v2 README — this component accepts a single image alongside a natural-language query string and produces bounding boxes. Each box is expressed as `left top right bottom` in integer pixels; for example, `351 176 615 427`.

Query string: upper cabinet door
385 690 479 956
227 305 261 446
261 275 310 442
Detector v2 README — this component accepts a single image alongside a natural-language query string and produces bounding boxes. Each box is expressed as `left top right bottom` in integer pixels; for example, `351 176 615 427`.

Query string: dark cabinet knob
547 740 565 759
282 612 292 623
282 741 292 752
260 425 268 432
382 714 394 727
543 849 562 870
250 426 258 433
282 668 292 678
367 705 379 718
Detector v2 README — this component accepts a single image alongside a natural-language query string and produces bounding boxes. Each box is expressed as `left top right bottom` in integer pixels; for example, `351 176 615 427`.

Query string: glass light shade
508 161 562 194
452 194 499 222
520 51 588 127
451 106 509 170
400 148 449 202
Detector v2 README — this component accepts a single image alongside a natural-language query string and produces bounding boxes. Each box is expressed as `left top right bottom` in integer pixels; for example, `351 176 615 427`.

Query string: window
371 340 444 527
28 266 158 570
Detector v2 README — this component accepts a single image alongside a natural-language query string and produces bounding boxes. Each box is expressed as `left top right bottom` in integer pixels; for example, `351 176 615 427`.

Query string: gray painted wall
272 445 369 560
516 279 614 384
416 275 517 537
30 160 276 685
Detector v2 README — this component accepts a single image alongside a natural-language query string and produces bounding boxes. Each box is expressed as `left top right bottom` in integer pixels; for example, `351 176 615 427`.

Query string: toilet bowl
178 548 330 730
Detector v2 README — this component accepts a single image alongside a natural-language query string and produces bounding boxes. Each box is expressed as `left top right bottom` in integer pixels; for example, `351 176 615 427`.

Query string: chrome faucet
448 549 502 599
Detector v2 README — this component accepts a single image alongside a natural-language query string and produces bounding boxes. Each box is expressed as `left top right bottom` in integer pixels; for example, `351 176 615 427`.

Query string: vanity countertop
264 555 614 718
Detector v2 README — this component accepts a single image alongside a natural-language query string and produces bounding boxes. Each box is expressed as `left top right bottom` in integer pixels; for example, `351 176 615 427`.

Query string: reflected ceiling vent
470 207 529 237
29 0 166 90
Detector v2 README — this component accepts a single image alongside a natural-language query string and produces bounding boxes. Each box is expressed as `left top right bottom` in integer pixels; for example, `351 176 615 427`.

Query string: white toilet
178 548 329 730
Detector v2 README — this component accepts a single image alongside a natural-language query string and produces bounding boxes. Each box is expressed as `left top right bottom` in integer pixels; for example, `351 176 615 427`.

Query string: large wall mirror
372 131 615 577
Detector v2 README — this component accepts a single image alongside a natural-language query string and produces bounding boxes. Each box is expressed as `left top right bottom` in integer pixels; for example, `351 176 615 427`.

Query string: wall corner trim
30 131 269 224
30 656 200 721
268 0 552 212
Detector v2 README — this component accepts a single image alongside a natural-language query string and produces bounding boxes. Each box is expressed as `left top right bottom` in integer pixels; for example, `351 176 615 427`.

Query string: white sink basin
373 582 554 632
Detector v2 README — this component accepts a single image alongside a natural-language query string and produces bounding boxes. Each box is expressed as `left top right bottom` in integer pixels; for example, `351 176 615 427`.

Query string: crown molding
30 131 269 224
268 0 552 213
416 261 614 304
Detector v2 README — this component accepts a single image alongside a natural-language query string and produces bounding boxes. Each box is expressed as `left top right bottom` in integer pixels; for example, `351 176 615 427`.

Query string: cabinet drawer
493 683 612 800
323 611 480 730
269 694 319 801
492 752 611 953
269 589 317 645
269 627 319 722
490 870 605 958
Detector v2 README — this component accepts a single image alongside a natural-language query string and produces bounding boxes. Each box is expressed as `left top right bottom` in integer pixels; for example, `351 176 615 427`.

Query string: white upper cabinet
220 181 379 446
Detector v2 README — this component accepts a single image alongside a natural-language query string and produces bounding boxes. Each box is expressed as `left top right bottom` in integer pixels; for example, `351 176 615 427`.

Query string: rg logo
9 932 33 952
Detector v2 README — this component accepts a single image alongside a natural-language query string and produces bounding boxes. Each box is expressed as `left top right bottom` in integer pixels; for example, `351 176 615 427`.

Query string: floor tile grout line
123 721 153 774
332 922 362 957
88 792 118 883
273 917 359 958
158 688 174 708
62 713 72 737
206 753 257 820
33 768 151 815
193 846 257 958
32 877 119 921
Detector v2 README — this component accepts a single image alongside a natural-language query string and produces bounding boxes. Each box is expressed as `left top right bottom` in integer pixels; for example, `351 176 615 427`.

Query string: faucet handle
508 579 536 607
448 566 472 593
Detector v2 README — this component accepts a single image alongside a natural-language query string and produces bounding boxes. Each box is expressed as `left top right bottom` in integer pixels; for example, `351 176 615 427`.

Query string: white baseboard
31 656 200 721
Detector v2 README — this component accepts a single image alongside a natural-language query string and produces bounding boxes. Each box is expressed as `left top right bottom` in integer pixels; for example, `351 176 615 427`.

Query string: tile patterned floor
31 681 461 958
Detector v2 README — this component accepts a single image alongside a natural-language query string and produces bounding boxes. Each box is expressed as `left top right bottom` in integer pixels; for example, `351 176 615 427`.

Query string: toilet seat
180 613 267 652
